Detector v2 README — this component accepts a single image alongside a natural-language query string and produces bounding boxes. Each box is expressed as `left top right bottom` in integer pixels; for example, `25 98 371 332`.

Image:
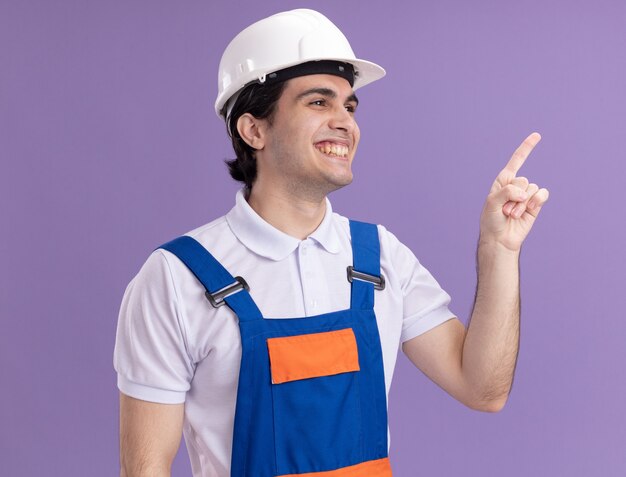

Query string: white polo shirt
114 190 456 477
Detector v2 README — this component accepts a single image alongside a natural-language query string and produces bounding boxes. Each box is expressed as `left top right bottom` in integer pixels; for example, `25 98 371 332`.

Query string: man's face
258 74 360 199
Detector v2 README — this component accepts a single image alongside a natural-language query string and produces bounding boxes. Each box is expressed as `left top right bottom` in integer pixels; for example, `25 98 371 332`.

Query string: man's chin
325 175 353 194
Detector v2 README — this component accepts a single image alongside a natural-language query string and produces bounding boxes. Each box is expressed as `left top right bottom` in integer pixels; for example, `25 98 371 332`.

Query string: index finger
499 132 542 180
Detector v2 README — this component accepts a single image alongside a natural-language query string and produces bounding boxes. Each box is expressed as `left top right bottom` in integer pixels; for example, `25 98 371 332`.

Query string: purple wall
2 0 625 475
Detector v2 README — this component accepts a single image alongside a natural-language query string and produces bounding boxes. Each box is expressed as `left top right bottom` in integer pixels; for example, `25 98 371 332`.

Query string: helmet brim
215 57 386 117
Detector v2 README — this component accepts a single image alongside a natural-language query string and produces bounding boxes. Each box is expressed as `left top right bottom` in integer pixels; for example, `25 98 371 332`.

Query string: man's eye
345 104 357 113
310 99 326 106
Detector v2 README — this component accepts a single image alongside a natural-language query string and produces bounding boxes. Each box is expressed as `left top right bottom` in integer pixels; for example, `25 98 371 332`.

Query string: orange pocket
267 328 360 384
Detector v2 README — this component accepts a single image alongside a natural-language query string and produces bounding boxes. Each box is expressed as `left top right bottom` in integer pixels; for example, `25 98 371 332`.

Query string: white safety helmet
215 9 386 120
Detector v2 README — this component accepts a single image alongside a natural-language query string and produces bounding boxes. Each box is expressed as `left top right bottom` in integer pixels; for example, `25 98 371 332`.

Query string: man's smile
314 141 349 158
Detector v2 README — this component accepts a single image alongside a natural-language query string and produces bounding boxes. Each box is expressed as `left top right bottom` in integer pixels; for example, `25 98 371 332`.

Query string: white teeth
316 143 348 157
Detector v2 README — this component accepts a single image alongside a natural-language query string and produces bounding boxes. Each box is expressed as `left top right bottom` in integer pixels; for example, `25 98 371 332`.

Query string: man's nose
328 106 357 133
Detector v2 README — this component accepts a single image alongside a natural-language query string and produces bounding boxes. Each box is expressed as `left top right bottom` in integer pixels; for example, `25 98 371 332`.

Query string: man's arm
403 244 520 412
119 393 185 477
403 133 549 412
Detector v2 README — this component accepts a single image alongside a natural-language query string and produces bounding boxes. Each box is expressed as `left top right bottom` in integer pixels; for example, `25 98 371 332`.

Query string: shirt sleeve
113 249 195 404
379 226 457 343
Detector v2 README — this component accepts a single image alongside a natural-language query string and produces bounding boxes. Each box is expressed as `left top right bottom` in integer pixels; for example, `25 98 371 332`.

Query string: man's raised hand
479 132 550 252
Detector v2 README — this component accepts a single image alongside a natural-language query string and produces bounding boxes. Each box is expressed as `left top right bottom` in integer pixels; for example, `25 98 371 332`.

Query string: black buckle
347 266 385 291
205 276 249 308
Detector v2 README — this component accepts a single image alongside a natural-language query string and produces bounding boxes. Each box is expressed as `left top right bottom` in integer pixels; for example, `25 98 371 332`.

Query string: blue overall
160 220 392 476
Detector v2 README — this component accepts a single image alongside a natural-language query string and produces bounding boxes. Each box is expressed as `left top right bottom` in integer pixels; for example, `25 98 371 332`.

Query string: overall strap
349 220 383 310
158 236 263 322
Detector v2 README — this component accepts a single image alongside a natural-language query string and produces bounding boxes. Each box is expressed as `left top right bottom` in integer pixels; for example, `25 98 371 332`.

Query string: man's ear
237 113 266 150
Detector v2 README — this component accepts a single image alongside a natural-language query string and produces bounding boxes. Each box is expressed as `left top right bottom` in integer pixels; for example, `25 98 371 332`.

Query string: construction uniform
114 190 456 476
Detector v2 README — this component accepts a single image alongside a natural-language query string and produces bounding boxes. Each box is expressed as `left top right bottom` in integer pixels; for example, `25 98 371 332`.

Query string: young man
114 9 549 477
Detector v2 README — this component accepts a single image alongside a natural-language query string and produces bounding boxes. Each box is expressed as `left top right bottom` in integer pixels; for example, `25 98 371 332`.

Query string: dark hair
224 81 287 194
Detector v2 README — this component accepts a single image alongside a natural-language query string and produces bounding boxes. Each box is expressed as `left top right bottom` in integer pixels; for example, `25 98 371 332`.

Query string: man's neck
246 185 327 240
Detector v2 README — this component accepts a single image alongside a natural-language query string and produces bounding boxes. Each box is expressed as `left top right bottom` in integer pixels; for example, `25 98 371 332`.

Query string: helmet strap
263 60 356 87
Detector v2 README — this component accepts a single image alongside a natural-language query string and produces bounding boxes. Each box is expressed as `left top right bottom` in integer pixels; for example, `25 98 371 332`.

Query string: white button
301 248 307 256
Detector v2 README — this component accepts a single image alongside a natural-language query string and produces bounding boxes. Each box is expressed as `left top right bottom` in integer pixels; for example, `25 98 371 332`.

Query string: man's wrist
476 239 521 279
477 236 522 259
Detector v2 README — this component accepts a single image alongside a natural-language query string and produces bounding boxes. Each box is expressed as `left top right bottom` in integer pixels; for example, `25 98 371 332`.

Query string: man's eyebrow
295 87 359 105
347 93 359 106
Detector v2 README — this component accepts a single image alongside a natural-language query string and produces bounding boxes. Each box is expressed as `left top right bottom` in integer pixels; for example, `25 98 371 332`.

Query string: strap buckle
205 276 250 308
347 266 386 291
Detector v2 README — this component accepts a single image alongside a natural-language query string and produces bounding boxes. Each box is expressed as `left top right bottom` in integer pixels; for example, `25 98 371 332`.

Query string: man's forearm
461 240 521 411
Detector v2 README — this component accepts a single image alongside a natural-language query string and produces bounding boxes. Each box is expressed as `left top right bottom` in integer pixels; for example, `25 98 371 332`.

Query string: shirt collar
226 190 341 261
